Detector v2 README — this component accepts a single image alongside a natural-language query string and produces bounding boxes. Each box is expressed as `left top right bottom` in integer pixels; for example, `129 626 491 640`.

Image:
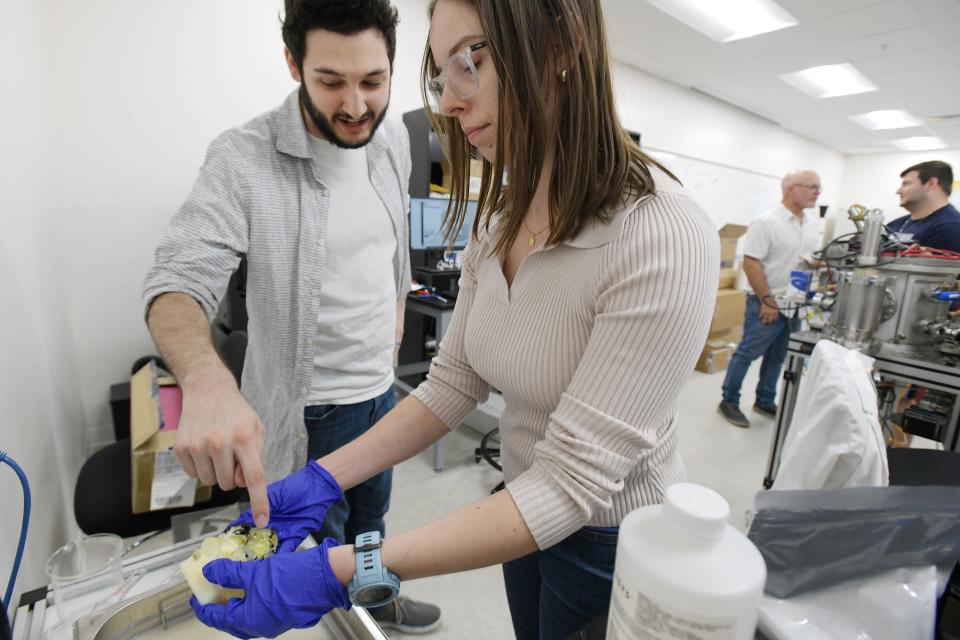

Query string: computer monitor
409 197 477 250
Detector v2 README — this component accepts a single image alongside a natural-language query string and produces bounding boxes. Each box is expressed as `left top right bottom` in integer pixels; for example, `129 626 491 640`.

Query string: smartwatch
347 531 400 608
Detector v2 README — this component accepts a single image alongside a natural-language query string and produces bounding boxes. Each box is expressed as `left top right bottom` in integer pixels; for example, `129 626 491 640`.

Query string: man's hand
174 379 270 528
759 296 781 324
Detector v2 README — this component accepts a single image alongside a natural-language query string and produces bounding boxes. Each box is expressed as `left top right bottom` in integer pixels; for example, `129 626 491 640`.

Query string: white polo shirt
741 205 822 296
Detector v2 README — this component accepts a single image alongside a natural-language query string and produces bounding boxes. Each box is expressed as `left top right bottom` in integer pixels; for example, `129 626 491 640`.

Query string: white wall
836 149 960 237
613 62 846 226
1 0 82 613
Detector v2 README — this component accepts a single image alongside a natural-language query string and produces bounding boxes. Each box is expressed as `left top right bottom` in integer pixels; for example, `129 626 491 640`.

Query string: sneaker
718 402 750 428
753 403 778 418
370 596 442 634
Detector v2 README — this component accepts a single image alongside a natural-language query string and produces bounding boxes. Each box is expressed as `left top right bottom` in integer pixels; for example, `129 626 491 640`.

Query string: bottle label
785 270 811 303
606 574 739 640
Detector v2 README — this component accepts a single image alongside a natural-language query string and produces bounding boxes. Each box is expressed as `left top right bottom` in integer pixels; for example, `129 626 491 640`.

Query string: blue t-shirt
888 203 960 252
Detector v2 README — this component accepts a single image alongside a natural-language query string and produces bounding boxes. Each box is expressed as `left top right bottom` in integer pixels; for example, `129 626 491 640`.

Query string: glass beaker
44 533 123 622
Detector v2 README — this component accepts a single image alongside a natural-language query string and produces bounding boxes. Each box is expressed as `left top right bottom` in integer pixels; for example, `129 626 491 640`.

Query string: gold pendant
528 236 535 248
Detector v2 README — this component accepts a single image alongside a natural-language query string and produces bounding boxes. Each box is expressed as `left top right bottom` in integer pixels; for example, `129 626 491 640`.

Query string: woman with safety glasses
192 1 719 639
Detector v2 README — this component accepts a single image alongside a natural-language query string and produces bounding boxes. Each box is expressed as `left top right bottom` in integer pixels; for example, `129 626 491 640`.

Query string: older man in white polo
718 170 822 428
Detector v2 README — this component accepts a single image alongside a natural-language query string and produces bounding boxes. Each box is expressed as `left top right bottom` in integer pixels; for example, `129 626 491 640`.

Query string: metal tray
74 579 385 640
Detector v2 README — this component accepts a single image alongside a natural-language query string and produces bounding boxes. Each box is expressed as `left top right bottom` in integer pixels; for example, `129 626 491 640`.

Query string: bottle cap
662 483 730 541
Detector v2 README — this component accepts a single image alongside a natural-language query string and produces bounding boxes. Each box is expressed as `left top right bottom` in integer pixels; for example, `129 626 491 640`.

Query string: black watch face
358 584 394 606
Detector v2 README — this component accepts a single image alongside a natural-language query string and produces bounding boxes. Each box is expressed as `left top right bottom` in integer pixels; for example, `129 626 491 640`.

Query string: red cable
896 244 960 260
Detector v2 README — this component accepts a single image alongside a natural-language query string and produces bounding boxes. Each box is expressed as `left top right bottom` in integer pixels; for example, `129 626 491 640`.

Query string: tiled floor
384 364 772 639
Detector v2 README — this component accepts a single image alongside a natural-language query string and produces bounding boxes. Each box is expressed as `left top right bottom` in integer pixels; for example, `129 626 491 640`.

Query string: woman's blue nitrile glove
191 537 350 639
230 461 343 552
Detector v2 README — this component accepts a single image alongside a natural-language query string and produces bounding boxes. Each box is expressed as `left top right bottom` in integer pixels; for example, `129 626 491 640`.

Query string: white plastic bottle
606 483 766 640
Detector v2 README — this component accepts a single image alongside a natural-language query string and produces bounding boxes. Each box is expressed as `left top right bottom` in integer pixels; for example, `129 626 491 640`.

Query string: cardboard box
709 288 747 335
441 159 484 201
707 325 742 348
719 224 747 269
718 267 738 289
130 362 212 514
695 345 733 374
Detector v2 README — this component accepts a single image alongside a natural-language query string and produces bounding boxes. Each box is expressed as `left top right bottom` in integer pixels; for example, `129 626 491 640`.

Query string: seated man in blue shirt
888 161 960 252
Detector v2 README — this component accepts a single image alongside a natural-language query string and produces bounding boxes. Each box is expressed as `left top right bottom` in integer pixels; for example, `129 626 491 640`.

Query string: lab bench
12 528 386 640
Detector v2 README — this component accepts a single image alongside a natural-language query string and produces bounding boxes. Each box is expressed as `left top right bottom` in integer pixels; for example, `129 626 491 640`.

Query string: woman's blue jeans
721 294 801 407
304 386 395 544
503 525 619 640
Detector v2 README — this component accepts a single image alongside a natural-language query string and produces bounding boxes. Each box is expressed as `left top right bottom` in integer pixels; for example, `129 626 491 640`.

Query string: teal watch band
347 531 400 608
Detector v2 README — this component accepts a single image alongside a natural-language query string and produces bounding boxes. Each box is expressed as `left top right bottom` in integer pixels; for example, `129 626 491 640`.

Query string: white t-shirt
741 205 822 296
308 135 397 404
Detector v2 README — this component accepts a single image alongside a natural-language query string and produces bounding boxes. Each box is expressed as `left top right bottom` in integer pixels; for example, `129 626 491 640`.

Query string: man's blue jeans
721 295 801 407
304 386 395 544
503 525 619 640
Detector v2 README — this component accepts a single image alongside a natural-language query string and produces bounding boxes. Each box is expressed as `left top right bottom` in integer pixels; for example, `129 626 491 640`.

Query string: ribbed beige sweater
411 171 720 549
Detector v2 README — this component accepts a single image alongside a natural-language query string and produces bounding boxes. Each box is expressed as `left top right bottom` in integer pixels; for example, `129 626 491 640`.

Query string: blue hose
0 451 31 615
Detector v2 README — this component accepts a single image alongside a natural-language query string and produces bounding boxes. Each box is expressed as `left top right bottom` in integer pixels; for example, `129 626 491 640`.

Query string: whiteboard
648 149 781 228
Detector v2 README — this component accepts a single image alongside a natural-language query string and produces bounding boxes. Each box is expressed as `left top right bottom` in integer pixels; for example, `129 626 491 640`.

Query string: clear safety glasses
428 41 488 107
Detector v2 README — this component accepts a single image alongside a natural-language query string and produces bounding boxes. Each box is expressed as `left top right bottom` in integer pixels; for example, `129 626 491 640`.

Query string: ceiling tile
776 0 890 22
824 88 905 115
915 0 960 21
872 62 959 87
853 47 950 75
726 24 842 74
807 2 925 44
834 25 940 60
925 120 960 147
885 78 960 118
947 44 960 65
927 16 960 44
698 75 816 120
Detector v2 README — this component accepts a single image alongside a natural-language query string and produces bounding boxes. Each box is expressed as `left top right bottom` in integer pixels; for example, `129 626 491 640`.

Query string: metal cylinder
825 269 890 353
858 209 884 266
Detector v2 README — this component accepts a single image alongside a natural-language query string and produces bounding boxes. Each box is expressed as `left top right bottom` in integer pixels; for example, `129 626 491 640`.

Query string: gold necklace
523 218 549 248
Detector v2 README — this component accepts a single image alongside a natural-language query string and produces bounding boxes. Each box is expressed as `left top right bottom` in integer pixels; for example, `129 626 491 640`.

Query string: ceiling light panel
849 109 922 130
892 136 947 151
780 63 878 98
645 0 798 43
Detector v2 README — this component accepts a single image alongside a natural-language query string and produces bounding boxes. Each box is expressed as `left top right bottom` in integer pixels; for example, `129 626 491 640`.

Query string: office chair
474 428 504 494
74 332 249 537
73 438 247 537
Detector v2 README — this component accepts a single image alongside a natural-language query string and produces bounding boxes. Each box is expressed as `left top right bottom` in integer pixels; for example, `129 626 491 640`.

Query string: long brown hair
422 0 677 257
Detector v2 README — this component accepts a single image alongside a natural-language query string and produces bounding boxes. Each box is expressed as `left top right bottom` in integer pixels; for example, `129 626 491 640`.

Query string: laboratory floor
384 365 771 639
